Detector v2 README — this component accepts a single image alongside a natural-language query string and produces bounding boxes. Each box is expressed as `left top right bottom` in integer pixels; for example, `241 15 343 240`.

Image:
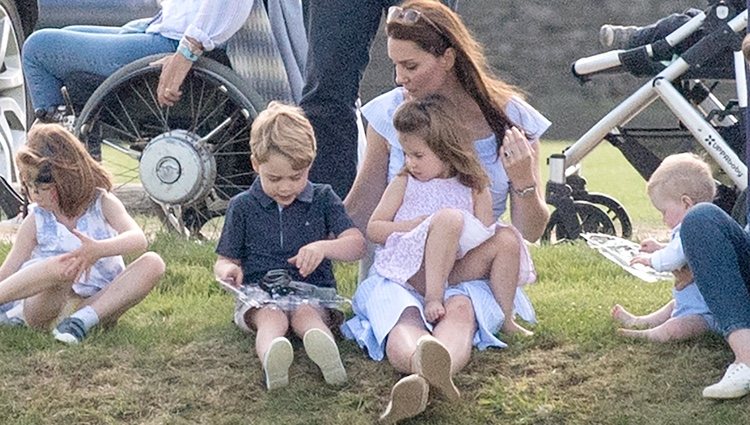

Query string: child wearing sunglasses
0 124 164 344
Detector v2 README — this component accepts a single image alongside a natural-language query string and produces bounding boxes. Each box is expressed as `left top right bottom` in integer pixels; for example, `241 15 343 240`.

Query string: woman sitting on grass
0 124 164 344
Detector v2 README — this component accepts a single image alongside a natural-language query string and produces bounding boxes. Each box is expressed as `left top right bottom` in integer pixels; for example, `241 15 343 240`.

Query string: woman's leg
681 203 750 398
385 307 431 374
431 295 477 374
423 209 464 323
22 28 177 109
449 227 531 335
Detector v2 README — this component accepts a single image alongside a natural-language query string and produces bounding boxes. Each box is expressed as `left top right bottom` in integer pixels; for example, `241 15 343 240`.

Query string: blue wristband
177 44 199 62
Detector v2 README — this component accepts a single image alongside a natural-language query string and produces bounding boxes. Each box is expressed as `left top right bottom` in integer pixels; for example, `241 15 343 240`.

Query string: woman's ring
504 150 512 158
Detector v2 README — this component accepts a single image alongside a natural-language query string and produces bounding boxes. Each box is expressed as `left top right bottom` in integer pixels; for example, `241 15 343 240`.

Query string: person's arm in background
156 0 254 106
344 125 391 233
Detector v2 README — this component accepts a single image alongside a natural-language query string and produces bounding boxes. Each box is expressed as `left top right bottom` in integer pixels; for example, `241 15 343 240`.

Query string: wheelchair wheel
542 200 615 244
75 54 265 239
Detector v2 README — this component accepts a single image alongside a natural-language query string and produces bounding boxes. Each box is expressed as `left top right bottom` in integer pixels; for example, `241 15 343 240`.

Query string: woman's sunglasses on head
386 6 447 39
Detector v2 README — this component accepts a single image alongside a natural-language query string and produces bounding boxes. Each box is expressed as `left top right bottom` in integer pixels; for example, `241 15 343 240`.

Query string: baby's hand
630 254 652 267
405 215 429 231
424 300 446 323
673 266 693 290
288 241 326 277
638 238 663 254
217 266 243 288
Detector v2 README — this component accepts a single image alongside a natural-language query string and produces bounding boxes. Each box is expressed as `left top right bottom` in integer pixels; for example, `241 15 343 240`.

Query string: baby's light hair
393 94 489 191
16 123 113 218
250 101 316 170
647 153 715 205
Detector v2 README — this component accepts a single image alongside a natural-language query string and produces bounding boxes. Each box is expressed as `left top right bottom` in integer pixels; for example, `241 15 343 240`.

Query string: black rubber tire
75 53 265 238
575 193 633 239
542 200 616 244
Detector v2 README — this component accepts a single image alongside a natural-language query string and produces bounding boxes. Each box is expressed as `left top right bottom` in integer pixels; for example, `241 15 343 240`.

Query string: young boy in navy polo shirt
214 102 365 390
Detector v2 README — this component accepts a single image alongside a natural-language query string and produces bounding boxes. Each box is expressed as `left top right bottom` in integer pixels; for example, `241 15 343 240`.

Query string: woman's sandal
379 374 429 424
412 335 460 401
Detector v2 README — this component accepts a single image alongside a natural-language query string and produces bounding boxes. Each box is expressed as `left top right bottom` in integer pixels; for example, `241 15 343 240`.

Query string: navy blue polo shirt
215 176 355 288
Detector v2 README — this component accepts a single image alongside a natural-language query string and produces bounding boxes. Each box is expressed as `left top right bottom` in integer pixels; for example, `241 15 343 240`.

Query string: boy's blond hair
647 153 715 204
250 101 317 170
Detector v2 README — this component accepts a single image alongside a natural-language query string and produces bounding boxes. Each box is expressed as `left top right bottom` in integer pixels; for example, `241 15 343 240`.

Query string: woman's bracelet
509 182 537 198
177 37 203 62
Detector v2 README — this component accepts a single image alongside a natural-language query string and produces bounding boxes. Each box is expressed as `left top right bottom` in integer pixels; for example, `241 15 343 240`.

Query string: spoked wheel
75 54 265 239
542 200 616 244
576 193 632 239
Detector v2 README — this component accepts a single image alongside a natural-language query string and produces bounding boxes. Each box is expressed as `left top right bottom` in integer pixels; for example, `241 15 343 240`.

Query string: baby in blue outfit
612 153 720 341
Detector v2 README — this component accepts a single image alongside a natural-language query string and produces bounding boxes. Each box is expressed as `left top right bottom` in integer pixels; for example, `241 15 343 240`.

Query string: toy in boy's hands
287 241 326 277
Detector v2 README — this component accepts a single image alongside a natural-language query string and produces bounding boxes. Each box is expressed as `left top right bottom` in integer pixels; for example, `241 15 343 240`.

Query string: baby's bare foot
424 300 445 323
501 319 534 337
611 304 639 328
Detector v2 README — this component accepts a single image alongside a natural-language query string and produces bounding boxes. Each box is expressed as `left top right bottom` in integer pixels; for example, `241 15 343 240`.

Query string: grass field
1 141 748 424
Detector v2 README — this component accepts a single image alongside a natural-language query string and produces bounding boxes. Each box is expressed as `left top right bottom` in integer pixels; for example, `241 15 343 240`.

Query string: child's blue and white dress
341 88 551 360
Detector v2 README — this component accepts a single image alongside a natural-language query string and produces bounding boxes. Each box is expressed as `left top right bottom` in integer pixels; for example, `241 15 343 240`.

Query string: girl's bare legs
291 304 346 385
618 315 709 342
450 227 531 336
423 209 464 323
612 300 675 329
81 252 164 323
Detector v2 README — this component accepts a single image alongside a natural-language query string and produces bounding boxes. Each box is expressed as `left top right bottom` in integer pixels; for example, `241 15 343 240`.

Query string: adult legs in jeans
22 26 178 110
681 203 750 397
300 0 397 197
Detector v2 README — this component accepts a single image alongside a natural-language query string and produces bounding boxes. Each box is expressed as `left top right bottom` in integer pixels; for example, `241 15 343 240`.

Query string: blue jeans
22 24 177 110
681 203 750 337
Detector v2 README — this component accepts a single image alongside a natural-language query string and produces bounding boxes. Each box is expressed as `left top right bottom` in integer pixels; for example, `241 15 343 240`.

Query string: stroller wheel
542 200 615 244
575 193 632 240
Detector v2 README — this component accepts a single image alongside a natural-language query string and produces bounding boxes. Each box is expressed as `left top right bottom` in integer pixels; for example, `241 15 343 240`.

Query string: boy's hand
288 241 326 277
638 238 663 253
216 263 243 288
630 254 652 267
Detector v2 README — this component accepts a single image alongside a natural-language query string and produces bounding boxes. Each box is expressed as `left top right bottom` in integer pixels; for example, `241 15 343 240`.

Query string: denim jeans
681 203 750 337
22 24 178 110
300 0 458 197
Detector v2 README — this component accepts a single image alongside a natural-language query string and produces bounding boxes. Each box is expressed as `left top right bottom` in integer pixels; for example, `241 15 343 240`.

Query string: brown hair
250 101 316 170
647 153 715 205
16 123 113 218
387 0 524 153
743 33 750 61
394 94 489 190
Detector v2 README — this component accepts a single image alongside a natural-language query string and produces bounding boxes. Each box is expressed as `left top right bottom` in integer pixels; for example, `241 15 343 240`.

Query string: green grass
1 141 748 424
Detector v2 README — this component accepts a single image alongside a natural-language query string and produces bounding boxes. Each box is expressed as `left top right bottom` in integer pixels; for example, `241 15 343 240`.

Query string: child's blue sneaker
53 317 87 344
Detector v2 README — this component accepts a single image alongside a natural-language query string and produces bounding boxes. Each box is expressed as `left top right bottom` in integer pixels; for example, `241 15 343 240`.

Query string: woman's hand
288 242 327 277
152 53 194 107
500 127 535 190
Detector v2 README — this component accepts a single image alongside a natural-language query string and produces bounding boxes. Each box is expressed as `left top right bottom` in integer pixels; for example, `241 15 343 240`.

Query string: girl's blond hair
16 123 112 218
394 94 489 190
250 101 316 170
387 0 525 155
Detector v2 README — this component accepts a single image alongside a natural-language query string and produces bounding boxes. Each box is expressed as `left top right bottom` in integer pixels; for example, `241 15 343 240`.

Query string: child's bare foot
501 319 534 337
424 300 445 323
611 304 639 328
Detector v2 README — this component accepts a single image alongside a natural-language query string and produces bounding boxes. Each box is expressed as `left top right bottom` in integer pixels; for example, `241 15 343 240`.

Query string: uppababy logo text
705 136 744 179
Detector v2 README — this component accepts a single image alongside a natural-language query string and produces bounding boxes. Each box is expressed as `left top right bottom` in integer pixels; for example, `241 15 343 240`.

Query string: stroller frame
545 3 748 242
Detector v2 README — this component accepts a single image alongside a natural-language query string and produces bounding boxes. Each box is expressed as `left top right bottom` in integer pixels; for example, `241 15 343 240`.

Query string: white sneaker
303 328 347 385
263 337 294 390
702 363 750 399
